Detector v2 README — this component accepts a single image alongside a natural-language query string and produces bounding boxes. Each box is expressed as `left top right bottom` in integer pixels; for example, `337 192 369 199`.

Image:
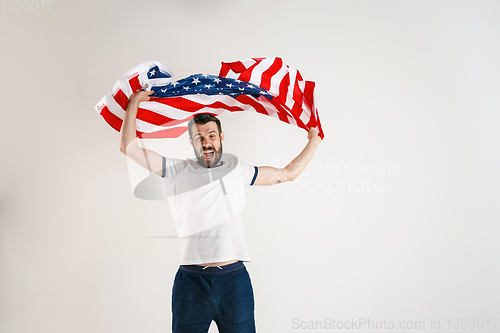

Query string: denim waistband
179 261 245 275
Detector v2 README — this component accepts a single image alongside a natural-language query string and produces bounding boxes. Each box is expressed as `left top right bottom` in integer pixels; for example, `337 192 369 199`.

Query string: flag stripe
235 95 270 117
139 126 188 139
237 61 259 83
128 74 142 93
113 89 129 111
99 105 123 132
259 57 283 91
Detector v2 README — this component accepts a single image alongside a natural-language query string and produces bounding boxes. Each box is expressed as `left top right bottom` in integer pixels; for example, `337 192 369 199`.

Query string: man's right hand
130 89 154 105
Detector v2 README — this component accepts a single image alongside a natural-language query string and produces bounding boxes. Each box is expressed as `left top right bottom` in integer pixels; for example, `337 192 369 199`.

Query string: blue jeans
172 262 256 333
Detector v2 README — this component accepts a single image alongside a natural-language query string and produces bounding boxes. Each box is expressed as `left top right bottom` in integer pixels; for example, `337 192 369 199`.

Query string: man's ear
189 137 193 146
220 131 224 143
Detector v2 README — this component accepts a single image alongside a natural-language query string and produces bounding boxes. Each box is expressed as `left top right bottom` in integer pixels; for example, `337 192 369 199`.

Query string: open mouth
202 150 215 160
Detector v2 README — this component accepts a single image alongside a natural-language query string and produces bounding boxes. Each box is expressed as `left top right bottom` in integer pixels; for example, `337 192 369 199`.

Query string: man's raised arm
119 90 164 177
253 128 322 186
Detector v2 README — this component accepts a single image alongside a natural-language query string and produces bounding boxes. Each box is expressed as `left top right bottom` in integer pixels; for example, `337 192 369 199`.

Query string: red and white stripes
220 57 323 139
95 58 324 139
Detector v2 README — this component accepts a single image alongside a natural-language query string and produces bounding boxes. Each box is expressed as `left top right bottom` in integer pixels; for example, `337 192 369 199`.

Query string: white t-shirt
161 153 258 265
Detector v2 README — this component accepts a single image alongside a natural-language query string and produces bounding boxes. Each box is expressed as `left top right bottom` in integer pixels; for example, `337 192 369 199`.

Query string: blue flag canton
150 73 273 100
147 65 172 79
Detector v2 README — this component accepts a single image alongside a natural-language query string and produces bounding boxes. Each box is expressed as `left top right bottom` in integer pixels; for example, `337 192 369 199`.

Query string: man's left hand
307 128 322 142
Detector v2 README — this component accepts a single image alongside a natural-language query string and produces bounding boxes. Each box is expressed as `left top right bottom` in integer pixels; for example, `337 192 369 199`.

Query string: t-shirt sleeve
160 156 189 180
239 162 258 186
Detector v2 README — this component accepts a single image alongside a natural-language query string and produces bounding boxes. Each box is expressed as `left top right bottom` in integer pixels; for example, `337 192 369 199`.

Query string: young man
119 89 321 333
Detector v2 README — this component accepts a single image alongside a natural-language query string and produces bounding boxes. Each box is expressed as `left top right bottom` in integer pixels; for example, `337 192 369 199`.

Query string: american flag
95 57 324 139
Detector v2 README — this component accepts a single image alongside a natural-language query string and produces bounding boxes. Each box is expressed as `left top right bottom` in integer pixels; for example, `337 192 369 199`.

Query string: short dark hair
188 113 222 139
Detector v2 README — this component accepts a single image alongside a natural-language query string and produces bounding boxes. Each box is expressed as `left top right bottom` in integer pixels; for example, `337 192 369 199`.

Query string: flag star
226 83 233 88
247 84 254 89
192 78 201 85
219 92 223 95
213 78 222 84
183 86 190 91
201 74 208 78
239 87 244 91
235 79 241 83
172 82 179 87
149 69 156 76
161 88 167 93
205 84 213 89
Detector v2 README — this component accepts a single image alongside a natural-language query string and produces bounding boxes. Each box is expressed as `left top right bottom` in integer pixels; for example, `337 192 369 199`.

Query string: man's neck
197 159 224 168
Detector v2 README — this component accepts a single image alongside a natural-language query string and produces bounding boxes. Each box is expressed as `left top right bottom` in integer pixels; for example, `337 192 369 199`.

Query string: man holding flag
96 57 322 332
119 87 321 332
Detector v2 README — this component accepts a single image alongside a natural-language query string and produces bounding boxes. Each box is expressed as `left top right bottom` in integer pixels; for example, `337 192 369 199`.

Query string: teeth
203 151 214 159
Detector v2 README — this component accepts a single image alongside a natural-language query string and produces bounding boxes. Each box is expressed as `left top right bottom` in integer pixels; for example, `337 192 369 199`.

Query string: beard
194 142 223 168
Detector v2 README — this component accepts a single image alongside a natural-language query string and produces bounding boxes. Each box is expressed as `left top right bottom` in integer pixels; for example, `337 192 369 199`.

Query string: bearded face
189 121 224 168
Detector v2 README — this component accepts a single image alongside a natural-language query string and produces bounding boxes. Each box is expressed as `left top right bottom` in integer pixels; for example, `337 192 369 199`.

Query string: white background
1 1 499 332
